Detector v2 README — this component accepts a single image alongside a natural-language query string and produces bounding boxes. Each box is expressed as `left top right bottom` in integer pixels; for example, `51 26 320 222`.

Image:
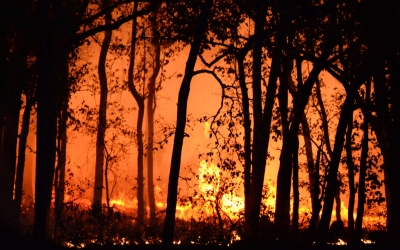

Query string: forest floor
1 239 397 250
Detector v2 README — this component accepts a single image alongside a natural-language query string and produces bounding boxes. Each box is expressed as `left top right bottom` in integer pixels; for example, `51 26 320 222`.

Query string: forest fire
2 0 397 249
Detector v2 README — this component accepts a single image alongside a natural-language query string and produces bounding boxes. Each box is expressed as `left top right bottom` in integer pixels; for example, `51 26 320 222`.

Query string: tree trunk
93 16 112 208
292 136 299 233
126 3 146 224
315 90 356 245
275 54 327 237
162 0 212 245
346 118 355 241
308 145 322 241
237 54 251 228
354 81 370 243
136 101 145 224
55 95 68 217
373 46 400 241
301 118 315 209
33 0 63 242
316 80 343 223
33 0 56 243
248 14 281 241
14 93 34 229
0 98 20 222
147 15 161 223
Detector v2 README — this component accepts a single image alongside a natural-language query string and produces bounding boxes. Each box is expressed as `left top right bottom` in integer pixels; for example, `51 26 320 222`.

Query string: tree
146 10 161 223
93 4 113 209
163 0 213 244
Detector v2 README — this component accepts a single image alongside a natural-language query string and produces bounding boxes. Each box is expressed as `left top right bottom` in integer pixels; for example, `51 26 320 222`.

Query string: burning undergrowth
12 159 387 248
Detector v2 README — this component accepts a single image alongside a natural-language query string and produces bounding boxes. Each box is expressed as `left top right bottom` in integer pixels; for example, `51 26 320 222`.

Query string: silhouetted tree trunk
147 15 161 223
292 135 299 233
316 86 358 245
247 9 281 241
33 0 60 243
275 49 329 237
372 45 399 240
354 80 370 243
346 118 355 241
55 94 69 215
236 54 251 226
316 80 343 223
0 97 20 227
301 118 315 209
126 2 146 224
162 0 212 245
308 145 322 240
93 15 112 208
14 91 35 229
275 53 291 236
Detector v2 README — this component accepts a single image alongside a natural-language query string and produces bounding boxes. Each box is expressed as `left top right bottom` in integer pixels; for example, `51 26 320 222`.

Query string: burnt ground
1 239 398 250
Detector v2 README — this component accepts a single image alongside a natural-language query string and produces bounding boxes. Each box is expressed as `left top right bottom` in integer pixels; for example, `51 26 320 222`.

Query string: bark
237 54 251 226
162 0 212 245
126 3 145 224
147 15 161 223
14 93 34 228
346 118 355 241
354 81 370 243
93 16 112 208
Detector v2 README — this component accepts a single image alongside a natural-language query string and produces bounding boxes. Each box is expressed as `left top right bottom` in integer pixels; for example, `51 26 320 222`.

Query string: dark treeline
0 0 399 248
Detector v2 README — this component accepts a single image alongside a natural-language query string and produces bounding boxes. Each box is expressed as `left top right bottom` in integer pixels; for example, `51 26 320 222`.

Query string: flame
204 122 210 137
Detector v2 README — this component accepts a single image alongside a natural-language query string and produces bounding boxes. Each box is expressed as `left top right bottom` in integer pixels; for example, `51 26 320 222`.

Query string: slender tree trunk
126 3 146 224
237 54 251 227
0 107 4 154
316 81 343 223
373 47 399 241
248 15 281 241
354 81 370 243
308 146 321 240
14 93 34 229
162 0 212 245
346 118 355 242
0 99 20 227
136 101 145 224
275 54 291 236
301 118 315 209
93 17 112 208
147 16 161 223
104 149 110 210
315 90 356 245
248 6 264 240
292 136 299 233
275 53 327 237
55 95 68 218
